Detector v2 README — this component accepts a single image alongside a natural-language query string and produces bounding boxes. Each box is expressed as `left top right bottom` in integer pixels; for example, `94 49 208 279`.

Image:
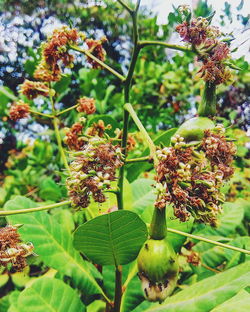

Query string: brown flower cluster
87 120 111 138
85 37 107 69
20 80 50 99
154 126 236 226
64 123 85 151
66 139 123 208
9 101 30 121
176 15 232 85
0 225 34 271
34 26 79 82
77 97 96 115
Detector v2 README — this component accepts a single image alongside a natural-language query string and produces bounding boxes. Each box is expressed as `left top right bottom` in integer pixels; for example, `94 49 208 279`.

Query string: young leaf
73 210 148 266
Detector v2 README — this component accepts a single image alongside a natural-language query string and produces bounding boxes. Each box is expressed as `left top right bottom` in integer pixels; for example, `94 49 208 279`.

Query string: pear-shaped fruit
175 117 215 142
137 238 179 302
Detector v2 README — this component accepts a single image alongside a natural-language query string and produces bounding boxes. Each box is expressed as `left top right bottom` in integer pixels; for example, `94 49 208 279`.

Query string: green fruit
137 238 179 302
175 117 215 142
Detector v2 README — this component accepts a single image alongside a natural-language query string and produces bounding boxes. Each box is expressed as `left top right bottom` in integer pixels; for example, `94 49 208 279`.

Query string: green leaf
131 178 156 215
16 277 85 312
39 177 62 201
136 261 250 312
211 289 250 312
73 210 148 266
4 196 104 298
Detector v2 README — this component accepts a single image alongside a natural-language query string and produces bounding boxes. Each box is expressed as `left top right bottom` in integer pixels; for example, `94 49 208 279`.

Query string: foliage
0 1 249 312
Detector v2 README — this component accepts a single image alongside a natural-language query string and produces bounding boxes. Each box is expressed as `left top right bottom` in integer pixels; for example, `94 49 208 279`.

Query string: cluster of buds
9 100 30 121
33 26 107 82
19 80 50 100
34 26 80 82
77 97 96 115
0 225 34 271
85 37 107 69
154 125 236 226
66 138 123 209
176 9 232 85
64 122 86 151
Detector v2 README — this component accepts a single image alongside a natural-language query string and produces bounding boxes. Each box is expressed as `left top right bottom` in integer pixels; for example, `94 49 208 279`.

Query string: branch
70 45 126 82
0 201 71 216
56 104 78 116
167 228 250 255
30 110 53 118
139 40 194 53
124 103 156 161
114 266 122 312
125 156 151 163
117 0 133 14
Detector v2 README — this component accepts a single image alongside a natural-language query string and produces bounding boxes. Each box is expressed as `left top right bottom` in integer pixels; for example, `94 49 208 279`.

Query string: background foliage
0 0 249 311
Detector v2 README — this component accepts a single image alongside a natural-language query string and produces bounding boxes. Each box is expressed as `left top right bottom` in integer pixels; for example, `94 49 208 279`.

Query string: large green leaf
16 277 85 312
4 196 104 298
134 261 250 312
211 289 250 312
73 210 148 266
193 200 245 237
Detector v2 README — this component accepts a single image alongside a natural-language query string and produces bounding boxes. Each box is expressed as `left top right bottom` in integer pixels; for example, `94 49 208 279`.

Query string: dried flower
34 59 61 82
20 80 50 99
87 120 110 138
154 125 236 226
0 225 34 271
64 123 85 151
176 15 231 85
77 97 96 115
66 139 123 208
9 101 30 121
85 37 107 69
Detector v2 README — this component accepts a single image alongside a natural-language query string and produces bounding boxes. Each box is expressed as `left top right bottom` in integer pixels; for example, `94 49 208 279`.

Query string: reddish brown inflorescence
9 101 30 121
85 37 107 69
64 123 85 151
176 12 232 85
66 139 123 208
34 26 80 82
20 80 50 99
0 225 34 271
154 125 236 226
77 97 96 115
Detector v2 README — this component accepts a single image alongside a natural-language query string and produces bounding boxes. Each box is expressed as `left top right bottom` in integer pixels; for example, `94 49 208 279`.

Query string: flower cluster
64 122 85 151
176 13 232 85
34 26 80 82
154 126 236 226
66 139 123 208
85 37 107 69
87 120 111 138
0 225 34 271
9 101 30 121
77 97 96 115
20 80 50 99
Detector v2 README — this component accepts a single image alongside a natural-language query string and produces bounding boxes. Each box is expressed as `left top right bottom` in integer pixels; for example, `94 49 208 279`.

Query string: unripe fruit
175 117 215 142
137 238 179 302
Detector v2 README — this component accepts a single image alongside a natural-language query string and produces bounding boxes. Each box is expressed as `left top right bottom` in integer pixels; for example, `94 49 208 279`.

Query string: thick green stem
113 266 122 312
124 103 156 161
149 207 167 240
70 45 126 82
167 228 250 255
117 6 141 211
138 40 193 53
117 0 133 14
0 201 71 216
53 117 70 171
198 82 217 117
